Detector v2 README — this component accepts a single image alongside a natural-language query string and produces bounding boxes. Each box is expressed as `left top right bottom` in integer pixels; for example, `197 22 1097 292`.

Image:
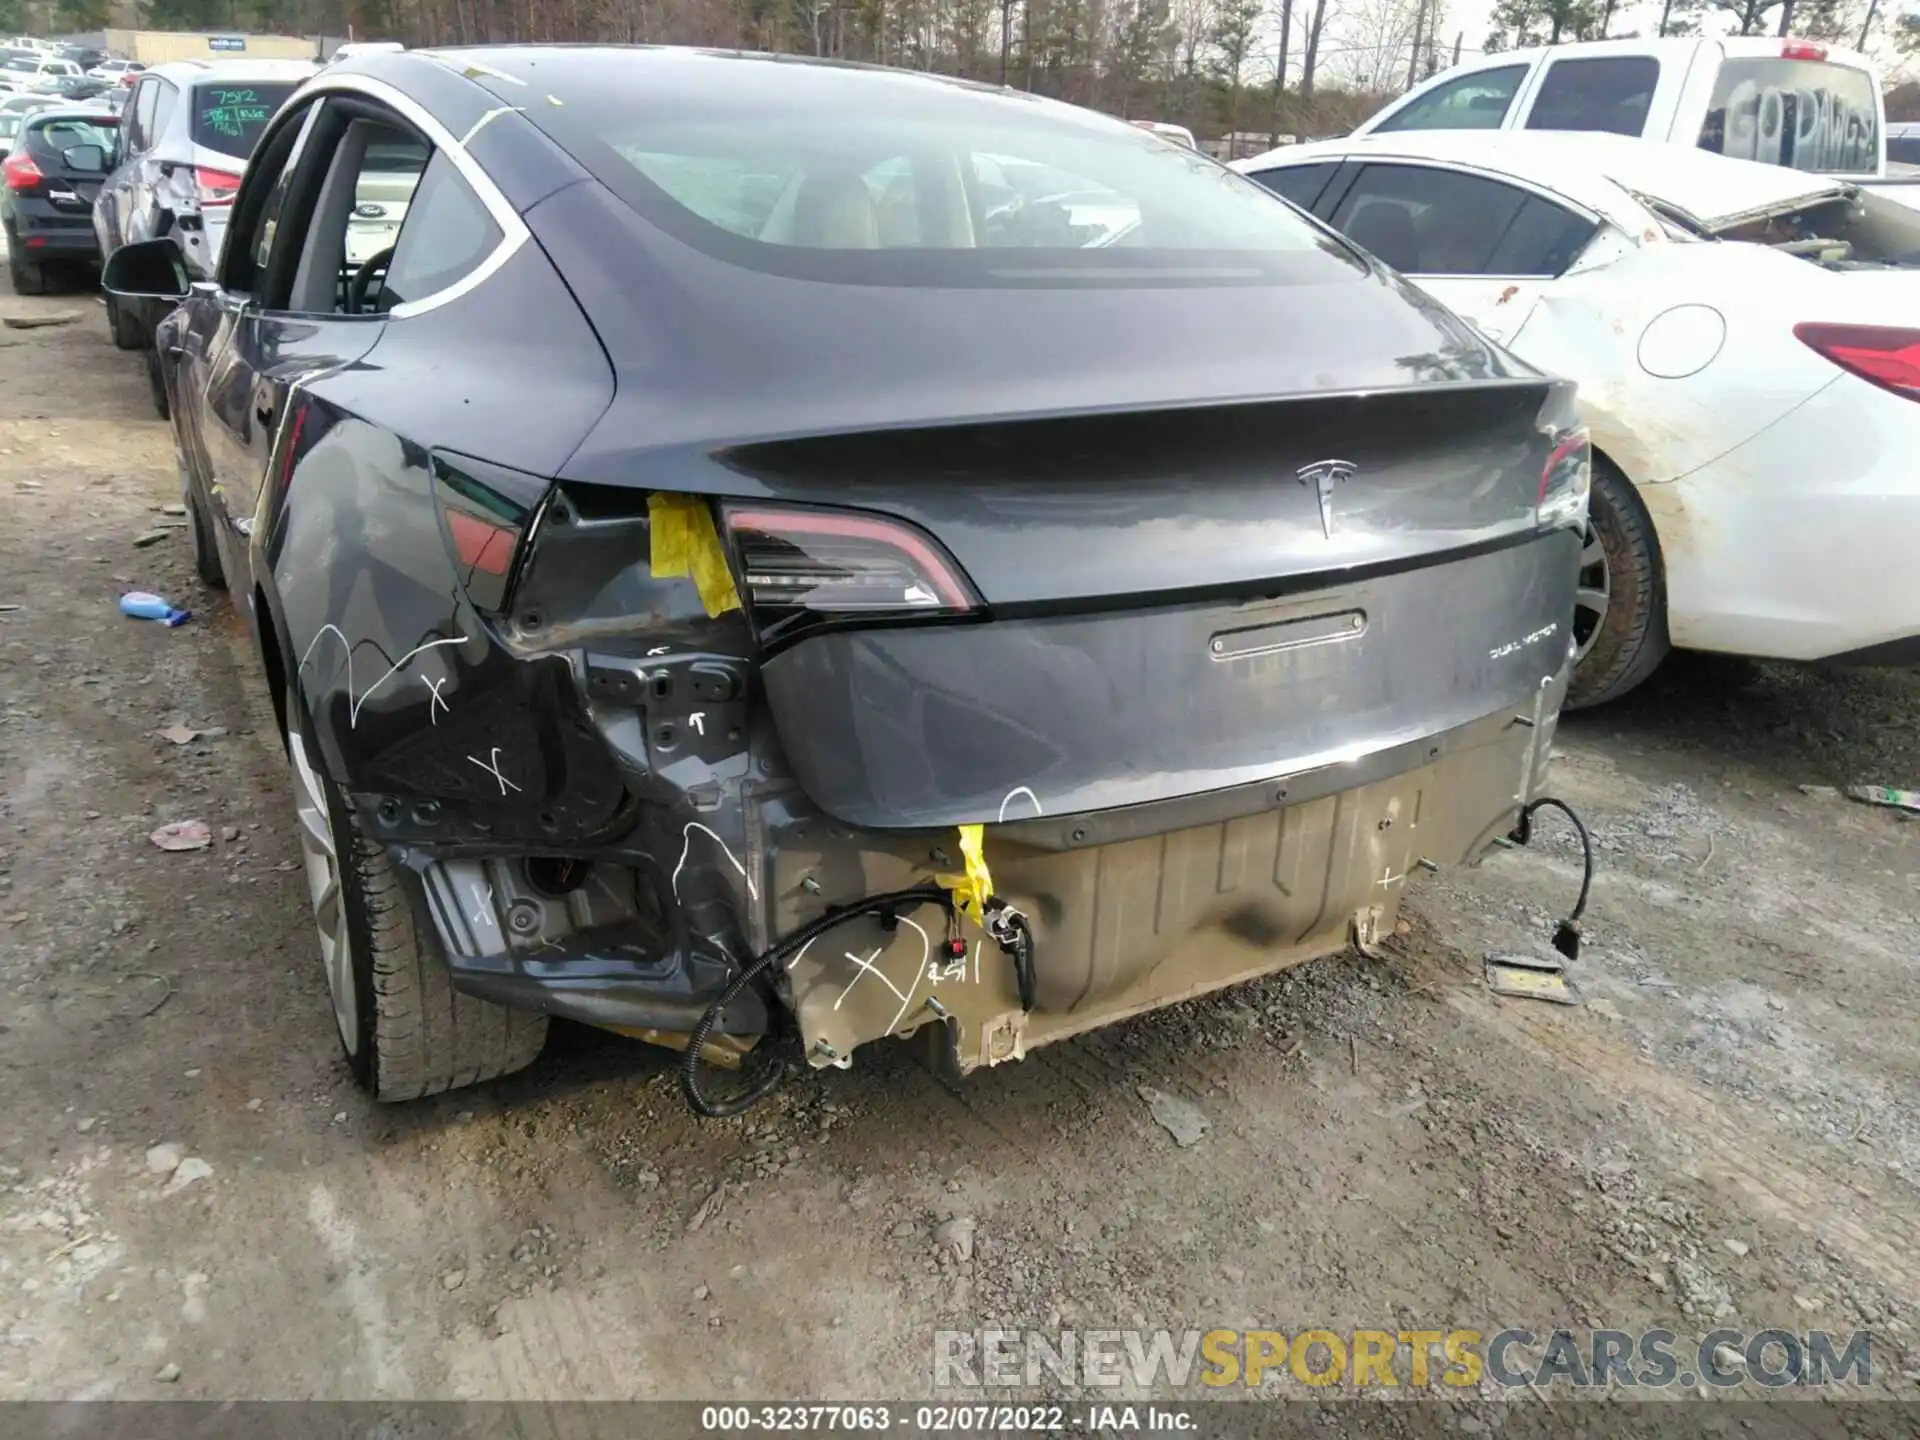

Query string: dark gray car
104 46 1590 1114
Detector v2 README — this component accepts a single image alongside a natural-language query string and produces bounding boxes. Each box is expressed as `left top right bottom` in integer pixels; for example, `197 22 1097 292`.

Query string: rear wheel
144 344 169 420
1567 457 1669 709
7 227 44 296
105 291 143 350
285 690 547 1100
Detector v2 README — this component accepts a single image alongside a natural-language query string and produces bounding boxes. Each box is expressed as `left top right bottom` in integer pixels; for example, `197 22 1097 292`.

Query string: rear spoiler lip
558 374 1564 499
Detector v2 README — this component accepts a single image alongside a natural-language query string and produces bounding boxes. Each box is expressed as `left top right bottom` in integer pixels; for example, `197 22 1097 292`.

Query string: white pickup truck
1353 36 1920 208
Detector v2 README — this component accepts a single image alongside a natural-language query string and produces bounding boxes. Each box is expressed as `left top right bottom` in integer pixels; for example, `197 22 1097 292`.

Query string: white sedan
1233 131 1920 706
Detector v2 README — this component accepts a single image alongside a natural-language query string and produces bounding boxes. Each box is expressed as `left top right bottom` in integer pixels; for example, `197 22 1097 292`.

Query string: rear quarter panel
1508 239 1840 486
267 237 619 829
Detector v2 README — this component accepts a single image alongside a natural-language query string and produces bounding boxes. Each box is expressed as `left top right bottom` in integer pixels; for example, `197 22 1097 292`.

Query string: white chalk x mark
467 747 521 797
298 624 464 730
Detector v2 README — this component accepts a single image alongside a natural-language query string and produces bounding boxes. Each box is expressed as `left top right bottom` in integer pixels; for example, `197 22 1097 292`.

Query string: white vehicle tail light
195 166 240 208
1779 40 1828 59
1793 323 1920 402
1537 426 1592 528
723 502 980 644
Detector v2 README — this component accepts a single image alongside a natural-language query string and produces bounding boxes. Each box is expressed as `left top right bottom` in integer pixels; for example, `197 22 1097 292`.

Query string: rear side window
1525 56 1659 136
1372 65 1528 132
1698 58 1879 174
1330 163 1595 277
1247 161 1337 210
190 81 299 161
128 77 157 149
378 151 502 308
151 78 177 142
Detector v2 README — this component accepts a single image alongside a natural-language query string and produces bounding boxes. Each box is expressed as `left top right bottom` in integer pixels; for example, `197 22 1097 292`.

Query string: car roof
1231 130 1851 233
326 42 1028 105
1413 34 1875 72
144 58 321 86
22 105 117 126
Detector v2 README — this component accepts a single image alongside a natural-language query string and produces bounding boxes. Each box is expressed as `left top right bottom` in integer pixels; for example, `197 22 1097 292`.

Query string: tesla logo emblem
1297 459 1356 538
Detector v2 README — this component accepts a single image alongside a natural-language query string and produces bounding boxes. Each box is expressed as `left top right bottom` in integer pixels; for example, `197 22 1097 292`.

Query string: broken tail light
195 166 241 208
1793 323 1920 402
1537 426 1592 529
723 502 980 645
431 453 551 616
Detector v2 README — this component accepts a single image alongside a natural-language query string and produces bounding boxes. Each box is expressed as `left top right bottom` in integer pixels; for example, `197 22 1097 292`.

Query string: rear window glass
190 81 298 160
28 115 116 153
516 62 1360 289
1697 59 1879 174
1525 56 1659 136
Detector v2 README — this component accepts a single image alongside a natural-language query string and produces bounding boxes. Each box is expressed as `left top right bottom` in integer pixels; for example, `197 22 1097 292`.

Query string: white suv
6 55 82 92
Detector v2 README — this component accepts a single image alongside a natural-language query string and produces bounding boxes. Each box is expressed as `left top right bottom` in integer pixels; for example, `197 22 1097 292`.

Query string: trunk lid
714 382 1566 608
1602 157 1853 234
526 180 1580 829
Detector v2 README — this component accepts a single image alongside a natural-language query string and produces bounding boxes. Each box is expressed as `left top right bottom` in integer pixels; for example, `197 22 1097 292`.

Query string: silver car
93 58 316 348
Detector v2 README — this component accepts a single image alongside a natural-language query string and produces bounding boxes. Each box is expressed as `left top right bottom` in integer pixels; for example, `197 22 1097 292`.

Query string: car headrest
1345 201 1420 273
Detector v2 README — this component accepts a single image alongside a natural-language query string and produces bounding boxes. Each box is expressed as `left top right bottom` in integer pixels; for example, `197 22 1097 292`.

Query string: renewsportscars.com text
933 1327 1872 1390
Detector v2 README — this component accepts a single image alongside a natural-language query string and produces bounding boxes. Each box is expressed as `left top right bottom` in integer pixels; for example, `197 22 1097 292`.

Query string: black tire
286 690 547 1101
1567 457 1669 710
106 291 143 350
145 344 169 420
8 234 44 296
186 476 224 589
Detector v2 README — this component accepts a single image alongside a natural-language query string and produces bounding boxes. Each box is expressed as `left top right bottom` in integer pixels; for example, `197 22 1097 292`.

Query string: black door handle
255 403 274 428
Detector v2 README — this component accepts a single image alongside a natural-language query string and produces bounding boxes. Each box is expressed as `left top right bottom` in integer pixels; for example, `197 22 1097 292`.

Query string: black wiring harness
679 885 956 1118
1509 796 1594 960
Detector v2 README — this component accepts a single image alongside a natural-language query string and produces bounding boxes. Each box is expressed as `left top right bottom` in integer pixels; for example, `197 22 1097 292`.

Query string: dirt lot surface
3 285 1919 1415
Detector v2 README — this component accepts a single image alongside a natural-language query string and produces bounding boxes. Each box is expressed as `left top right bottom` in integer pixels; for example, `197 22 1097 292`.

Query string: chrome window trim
269 71 530 320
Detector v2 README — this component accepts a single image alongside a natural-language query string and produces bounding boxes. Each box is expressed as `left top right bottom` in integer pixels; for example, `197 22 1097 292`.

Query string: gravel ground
2 282 1918 1416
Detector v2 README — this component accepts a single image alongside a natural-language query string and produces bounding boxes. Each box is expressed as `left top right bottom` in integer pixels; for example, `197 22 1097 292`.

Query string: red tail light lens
194 166 241 207
724 503 979 642
1794 322 1920 401
3 152 42 190
431 455 544 615
1537 425 1592 527
1779 40 1827 59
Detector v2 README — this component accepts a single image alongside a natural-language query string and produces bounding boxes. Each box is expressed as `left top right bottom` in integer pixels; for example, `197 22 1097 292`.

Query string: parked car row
65 43 1918 1118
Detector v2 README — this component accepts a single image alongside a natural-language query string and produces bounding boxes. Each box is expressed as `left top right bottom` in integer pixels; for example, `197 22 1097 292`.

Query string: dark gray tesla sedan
105 45 1590 1112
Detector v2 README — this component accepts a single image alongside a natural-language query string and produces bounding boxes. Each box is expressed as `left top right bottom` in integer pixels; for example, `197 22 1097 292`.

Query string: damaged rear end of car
275 51 1589 1107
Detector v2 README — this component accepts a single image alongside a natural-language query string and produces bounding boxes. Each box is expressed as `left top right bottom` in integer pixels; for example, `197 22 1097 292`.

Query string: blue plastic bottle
120 591 191 628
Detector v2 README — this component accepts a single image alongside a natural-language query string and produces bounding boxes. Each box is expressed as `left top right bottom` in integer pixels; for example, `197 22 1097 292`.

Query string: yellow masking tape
649 492 742 619
939 823 994 929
